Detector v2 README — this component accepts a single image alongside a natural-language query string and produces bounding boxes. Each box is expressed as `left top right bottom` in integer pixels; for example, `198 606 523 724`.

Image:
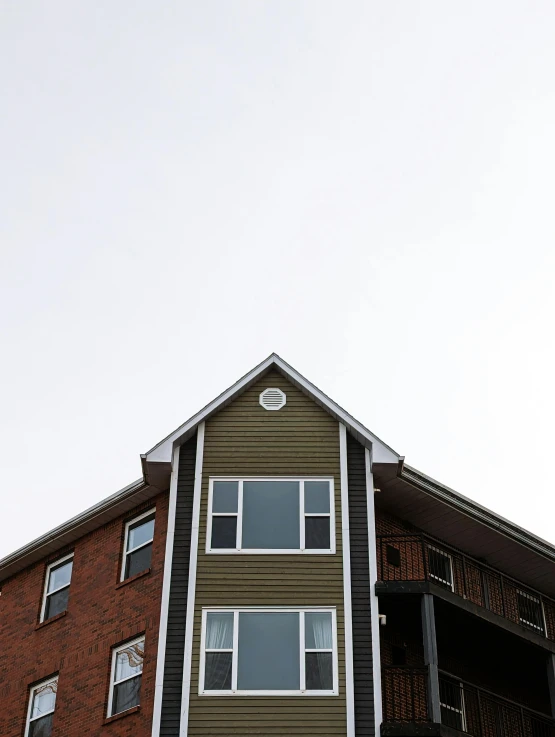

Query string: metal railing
382 666 555 736
377 533 555 641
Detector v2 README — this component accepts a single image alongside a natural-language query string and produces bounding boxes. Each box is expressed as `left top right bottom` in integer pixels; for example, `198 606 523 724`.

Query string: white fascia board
144 354 401 466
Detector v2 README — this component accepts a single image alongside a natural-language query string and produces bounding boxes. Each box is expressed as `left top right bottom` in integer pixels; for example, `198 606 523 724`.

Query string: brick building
1 354 555 737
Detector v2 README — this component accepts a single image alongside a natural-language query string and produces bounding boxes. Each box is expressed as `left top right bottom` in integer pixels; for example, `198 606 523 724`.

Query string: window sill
35 611 67 630
103 705 140 724
199 690 338 697
116 568 151 589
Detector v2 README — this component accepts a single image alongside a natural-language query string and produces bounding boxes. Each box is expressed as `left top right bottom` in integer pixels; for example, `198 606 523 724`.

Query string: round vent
259 387 286 411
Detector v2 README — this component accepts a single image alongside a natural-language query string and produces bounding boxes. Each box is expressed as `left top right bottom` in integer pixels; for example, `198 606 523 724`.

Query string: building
1 353 554 737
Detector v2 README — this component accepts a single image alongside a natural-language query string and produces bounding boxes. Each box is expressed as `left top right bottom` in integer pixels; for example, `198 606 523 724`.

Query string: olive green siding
188 369 347 736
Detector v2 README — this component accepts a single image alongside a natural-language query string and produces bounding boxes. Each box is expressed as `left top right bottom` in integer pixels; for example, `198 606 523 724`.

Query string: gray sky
1 1 555 559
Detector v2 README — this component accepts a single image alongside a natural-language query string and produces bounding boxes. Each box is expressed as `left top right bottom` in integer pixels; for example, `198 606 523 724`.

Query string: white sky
1 2 555 559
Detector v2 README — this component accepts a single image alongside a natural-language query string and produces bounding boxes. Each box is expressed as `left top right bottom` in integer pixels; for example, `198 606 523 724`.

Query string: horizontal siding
189 369 347 736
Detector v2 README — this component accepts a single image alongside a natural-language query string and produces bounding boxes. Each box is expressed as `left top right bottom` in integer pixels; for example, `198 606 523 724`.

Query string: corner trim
340 423 355 737
151 446 180 737
366 447 383 734
179 422 205 737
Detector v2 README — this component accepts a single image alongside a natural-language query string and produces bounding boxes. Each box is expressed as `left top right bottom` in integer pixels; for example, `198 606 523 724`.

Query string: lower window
200 608 338 695
107 637 145 717
26 676 57 737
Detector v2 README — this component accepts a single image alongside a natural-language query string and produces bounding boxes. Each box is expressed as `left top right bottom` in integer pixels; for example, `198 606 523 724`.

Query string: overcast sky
1 2 554 558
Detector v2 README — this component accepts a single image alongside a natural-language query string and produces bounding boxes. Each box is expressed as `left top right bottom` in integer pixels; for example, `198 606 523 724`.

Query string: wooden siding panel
189 369 347 736
347 433 375 736
160 434 197 736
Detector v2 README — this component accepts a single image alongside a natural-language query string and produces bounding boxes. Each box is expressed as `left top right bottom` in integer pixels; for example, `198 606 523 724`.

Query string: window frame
427 545 454 591
25 675 58 737
40 553 74 623
206 477 336 555
199 606 339 696
121 509 155 582
107 635 145 718
440 678 466 732
517 589 546 634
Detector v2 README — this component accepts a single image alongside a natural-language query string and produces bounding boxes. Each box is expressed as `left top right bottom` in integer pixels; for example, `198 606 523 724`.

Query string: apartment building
1 354 554 737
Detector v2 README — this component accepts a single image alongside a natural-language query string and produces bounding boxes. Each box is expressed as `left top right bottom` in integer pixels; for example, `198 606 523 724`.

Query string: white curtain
206 612 234 649
306 612 332 649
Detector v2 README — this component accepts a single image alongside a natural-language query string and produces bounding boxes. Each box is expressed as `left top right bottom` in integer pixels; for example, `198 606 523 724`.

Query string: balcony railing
382 666 555 736
377 534 555 642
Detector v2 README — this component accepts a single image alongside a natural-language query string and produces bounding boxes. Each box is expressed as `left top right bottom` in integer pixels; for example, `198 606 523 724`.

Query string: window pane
112 675 141 715
48 560 72 593
29 714 53 737
44 587 69 620
206 612 234 649
211 517 237 549
304 482 330 514
439 679 464 730
428 547 452 587
212 482 239 513
242 481 300 550
305 612 333 649
238 612 300 690
205 653 232 690
127 516 155 552
306 652 333 690
31 681 57 719
517 592 544 632
305 517 330 549
125 543 152 578
115 640 144 683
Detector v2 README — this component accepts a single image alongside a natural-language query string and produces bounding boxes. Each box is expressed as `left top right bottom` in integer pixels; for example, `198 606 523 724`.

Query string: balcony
382 666 555 737
377 534 555 644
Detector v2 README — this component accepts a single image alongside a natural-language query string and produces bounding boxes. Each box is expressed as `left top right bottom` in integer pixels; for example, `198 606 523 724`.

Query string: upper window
25 676 58 737
427 545 453 590
121 510 155 581
207 479 335 554
200 608 338 695
40 554 73 622
107 637 145 717
517 589 545 634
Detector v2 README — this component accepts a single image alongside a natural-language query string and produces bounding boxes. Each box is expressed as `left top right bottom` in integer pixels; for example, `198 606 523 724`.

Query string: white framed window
107 636 145 717
25 676 58 737
517 589 546 633
121 510 155 581
439 677 466 732
206 478 335 554
40 554 73 622
427 545 454 591
199 607 338 696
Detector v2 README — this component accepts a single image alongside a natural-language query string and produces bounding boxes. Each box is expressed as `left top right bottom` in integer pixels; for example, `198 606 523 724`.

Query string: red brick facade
0 492 168 737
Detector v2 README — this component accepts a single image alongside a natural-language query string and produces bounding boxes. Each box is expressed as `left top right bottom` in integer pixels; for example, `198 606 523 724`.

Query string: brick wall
0 491 168 737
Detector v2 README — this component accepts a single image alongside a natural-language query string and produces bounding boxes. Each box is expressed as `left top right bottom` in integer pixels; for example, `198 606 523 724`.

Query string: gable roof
141 353 402 487
1 353 554 589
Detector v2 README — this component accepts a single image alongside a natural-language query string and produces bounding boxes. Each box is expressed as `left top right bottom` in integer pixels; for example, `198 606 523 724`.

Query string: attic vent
259 388 286 411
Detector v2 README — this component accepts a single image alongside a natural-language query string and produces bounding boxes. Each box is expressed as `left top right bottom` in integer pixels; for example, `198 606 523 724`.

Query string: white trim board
179 422 205 737
151 445 180 737
143 354 400 470
365 447 383 734
339 423 355 737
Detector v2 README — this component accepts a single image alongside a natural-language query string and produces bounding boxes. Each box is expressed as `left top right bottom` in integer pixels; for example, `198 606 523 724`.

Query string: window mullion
300 611 306 691
299 481 305 551
232 611 239 691
113 671 141 687
46 581 70 597
126 538 154 556
237 482 243 550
